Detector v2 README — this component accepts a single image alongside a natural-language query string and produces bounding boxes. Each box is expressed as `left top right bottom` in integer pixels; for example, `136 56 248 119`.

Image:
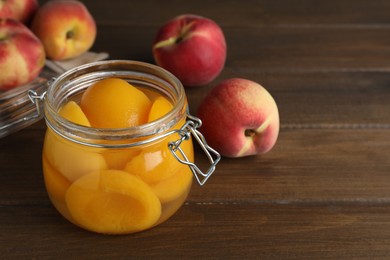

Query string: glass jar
11 60 220 234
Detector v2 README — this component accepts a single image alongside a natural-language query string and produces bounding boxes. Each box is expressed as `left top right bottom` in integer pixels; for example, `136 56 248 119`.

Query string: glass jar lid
0 70 56 138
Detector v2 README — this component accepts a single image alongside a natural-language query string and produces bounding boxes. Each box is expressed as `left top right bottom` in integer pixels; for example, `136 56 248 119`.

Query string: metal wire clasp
168 115 221 186
27 89 46 120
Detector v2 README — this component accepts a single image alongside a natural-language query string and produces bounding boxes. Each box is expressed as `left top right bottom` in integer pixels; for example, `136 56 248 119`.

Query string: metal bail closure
168 115 221 186
27 88 46 120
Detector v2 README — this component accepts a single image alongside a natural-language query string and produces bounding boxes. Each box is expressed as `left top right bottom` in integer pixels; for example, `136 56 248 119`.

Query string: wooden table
1 0 390 258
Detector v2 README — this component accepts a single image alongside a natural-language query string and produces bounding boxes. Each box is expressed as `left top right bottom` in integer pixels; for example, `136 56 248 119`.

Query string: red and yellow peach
197 78 279 157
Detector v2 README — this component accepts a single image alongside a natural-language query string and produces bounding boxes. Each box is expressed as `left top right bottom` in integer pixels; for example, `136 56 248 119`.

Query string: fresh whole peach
197 78 279 158
31 0 96 61
0 0 38 24
0 18 45 91
153 14 226 87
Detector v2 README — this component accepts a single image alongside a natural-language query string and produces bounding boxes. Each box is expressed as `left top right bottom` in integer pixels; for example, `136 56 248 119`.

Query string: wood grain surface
1 0 390 259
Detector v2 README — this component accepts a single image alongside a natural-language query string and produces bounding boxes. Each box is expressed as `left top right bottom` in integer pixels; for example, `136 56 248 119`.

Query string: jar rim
44 60 188 147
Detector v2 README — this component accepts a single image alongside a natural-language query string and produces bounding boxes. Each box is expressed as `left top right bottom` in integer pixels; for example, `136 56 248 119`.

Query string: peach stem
153 22 195 49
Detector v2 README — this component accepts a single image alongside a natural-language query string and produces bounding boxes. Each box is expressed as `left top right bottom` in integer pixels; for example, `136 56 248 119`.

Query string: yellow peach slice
42 154 71 203
59 100 91 126
65 170 161 234
80 78 152 128
151 166 193 204
43 129 108 182
48 100 107 182
59 101 141 170
102 148 141 170
148 96 173 122
124 116 194 184
42 155 75 222
124 134 193 184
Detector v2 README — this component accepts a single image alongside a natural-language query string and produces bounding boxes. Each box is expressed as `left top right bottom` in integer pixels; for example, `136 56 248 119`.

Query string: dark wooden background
1 0 390 258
